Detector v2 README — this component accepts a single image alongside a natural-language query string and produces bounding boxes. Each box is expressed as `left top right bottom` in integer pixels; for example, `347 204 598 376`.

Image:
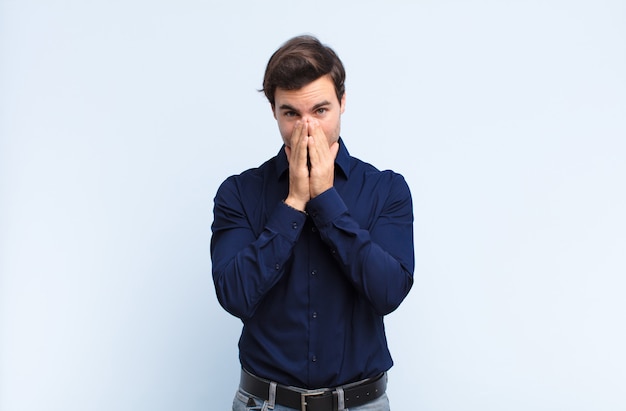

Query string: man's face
272 74 346 148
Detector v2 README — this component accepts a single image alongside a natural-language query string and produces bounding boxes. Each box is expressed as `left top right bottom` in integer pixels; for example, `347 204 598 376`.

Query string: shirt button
311 270 317 276
312 355 317 362
312 312 317 319
311 226 317 233
292 222 298 229
274 264 280 270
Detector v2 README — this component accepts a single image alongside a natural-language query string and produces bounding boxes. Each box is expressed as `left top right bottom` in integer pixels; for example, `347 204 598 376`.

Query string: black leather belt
239 369 387 411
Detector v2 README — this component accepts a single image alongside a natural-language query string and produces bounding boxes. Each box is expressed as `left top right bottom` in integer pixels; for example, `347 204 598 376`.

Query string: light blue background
1 1 625 410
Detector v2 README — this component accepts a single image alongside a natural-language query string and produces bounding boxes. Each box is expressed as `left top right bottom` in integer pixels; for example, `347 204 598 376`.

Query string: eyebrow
278 104 298 112
312 101 331 111
278 100 332 113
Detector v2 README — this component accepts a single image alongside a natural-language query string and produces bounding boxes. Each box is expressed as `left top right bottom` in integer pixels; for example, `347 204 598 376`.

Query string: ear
340 93 346 114
271 104 277 120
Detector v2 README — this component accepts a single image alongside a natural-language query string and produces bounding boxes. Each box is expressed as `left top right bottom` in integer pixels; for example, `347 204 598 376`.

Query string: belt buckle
300 390 325 411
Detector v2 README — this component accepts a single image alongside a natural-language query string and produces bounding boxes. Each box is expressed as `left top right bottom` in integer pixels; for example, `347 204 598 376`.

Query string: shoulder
351 156 411 193
215 157 277 199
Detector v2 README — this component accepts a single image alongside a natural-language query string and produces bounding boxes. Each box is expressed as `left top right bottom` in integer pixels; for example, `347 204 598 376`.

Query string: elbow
373 272 414 316
213 272 256 321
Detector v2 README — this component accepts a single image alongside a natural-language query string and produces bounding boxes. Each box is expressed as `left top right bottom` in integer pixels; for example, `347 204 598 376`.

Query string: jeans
232 388 391 411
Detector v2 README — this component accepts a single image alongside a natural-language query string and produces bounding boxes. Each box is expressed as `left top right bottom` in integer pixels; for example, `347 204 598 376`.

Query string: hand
307 120 339 198
284 120 310 211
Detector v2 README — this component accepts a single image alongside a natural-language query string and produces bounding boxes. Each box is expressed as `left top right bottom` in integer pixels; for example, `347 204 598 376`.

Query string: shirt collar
276 137 351 180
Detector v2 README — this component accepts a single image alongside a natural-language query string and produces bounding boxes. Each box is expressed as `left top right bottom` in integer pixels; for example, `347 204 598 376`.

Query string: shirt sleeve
306 174 414 316
210 177 307 320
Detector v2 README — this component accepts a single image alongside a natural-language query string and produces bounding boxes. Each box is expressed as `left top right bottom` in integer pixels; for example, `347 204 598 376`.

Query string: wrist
283 197 307 213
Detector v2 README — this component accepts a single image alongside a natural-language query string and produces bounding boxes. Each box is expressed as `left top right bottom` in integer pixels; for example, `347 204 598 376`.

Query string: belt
239 369 387 411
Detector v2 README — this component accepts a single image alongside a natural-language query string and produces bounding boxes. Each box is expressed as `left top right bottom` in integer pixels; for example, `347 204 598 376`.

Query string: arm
306 175 414 316
211 179 307 320
212 122 312 319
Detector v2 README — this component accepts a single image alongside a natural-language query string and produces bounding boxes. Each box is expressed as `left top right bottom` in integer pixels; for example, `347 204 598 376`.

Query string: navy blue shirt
211 139 414 389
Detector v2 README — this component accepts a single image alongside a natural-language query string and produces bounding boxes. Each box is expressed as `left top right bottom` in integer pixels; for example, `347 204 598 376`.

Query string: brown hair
261 35 346 106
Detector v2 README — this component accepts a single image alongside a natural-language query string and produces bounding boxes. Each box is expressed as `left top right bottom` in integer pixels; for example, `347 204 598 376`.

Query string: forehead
274 75 338 108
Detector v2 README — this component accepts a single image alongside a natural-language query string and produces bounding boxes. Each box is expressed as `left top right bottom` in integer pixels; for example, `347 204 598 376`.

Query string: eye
284 111 298 118
316 108 327 115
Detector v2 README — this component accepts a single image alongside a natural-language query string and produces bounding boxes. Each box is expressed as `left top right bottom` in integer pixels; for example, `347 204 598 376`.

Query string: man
211 35 414 411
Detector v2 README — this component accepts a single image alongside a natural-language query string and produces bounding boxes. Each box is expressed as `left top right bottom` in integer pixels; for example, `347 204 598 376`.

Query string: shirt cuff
265 201 308 243
306 188 348 226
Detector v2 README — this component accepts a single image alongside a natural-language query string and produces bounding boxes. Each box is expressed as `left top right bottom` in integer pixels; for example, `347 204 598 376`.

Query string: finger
289 120 305 148
309 124 333 168
285 121 303 163
293 124 309 169
308 119 324 142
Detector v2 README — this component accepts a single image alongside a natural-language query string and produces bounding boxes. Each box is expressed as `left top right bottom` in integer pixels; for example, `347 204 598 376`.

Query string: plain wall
1 1 625 410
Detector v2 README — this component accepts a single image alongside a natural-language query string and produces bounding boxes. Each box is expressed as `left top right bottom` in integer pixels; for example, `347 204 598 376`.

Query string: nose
300 117 318 134
296 117 311 135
